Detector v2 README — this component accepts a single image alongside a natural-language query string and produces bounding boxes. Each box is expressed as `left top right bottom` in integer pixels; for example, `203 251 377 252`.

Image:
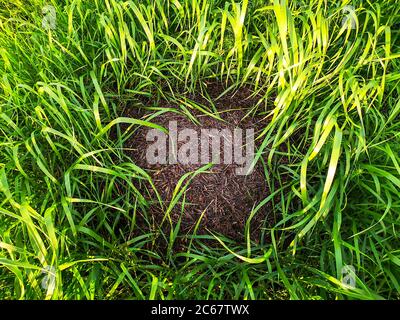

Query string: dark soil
116 83 286 243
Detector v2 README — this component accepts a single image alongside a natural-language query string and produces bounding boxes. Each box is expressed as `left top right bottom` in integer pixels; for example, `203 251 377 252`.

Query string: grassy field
1 0 400 300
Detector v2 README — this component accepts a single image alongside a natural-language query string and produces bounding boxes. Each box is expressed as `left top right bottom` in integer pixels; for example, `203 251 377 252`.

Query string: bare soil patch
117 84 286 242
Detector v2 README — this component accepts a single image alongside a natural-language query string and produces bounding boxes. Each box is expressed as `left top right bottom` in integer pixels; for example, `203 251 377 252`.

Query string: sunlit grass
0 0 400 299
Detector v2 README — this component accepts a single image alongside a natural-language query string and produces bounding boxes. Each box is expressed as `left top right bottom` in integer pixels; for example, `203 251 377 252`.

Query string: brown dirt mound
119 85 285 242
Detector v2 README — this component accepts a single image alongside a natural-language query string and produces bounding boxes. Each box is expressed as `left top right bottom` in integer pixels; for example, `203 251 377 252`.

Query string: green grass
0 0 400 299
